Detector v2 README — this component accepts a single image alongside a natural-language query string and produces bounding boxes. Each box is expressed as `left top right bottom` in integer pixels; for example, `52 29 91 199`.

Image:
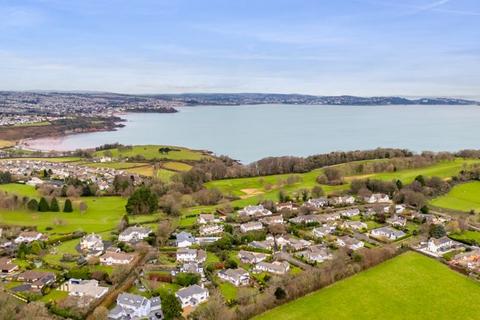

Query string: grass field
94 145 210 161
156 168 177 182
0 184 130 234
0 157 82 163
81 161 147 170
430 181 480 212
255 251 480 320
449 230 480 244
162 161 192 172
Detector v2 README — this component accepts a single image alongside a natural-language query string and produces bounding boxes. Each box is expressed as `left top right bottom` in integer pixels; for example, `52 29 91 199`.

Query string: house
108 293 163 320
427 237 456 254
297 245 332 263
306 197 329 209
100 252 136 265
240 221 264 233
238 250 268 264
218 268 250 286
197 214 215 225
253 261 290 275
80 233 104 256
238 205 272 217
176 231 195 248
176 248 207 263
17 270 56 290
365 193 390 204
119 226 152 243
330 196 355 205
395 204 406 214
276 202 297 211
370 227 406 241
175 284 209 309
288 238 313 251
317 213 342 223
336 236 364 250
312 225 335 238
339 208 360 218
26 177 44 187
249 239 274 251
199 224 224 236
179 262 204 275
14 231 44 244
386 215 407 228
289 215 322 225
60 278 108 299
0 257 19 275
451 250 480 272
341 220 367 231
260 215 284 225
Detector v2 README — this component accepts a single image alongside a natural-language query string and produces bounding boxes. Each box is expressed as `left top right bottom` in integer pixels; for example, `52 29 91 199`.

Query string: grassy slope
93 145 210 161
430 181 480 212
256 251 480 320
0 184 128 234
162 161 192 172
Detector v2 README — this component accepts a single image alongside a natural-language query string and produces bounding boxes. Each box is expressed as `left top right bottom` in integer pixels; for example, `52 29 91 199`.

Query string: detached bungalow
119 226 152 243
176 285 209 309
254 261 290 275
238 250 268 264
336 236 364 251
218 268 250 286
14 231 44 244
238 205 272 217
370 227 406 241
100 252 136 265
240 221 264 233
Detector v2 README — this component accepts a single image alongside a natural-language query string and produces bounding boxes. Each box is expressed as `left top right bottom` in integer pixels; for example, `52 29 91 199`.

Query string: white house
238 250 268 264
80 233 104 256
100 252 136 265
336 236 364 251
312 226 335 238
119 226 152 243
340 208 360 218
370 227 406 241
341 220 367 231
386 215 407 228
108 293 163 320
240 221 264 233
260 215 284 225
26 177 44 187
253 261 290 275
176 231 195 248
238 205 272 217
306 197 328 209
427 237 456 254
297 246 332 263
176 285 209 309
218 268 250 286
365 193 390 204
199 224 224 236
60 278 108 299
176 248 206 263
14 231 44 244
330 196 355 205
197 214 216 225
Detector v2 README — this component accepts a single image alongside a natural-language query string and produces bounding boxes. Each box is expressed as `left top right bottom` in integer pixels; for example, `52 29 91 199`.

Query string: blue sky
0 0 479 97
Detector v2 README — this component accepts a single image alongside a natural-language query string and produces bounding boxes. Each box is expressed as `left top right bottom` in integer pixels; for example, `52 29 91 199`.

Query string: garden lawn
218 281 238 301
94 145 210 161
255 251 480 320
430 181 480 212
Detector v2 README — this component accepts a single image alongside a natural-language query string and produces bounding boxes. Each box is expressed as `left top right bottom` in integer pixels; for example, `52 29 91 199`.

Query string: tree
429 224 446 239
16 301 51 320
38 197 49 212
63 198 73 212
50 197 60 212
274 287 287 300
160 292 182 320
157 220 174 246
27 199 38 211
91 306 109 320
79 201 88 214
175 272 200 286
311 185 324 198
126 187 158 215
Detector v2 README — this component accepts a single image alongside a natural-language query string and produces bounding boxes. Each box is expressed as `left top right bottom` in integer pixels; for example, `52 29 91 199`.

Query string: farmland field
93 145 210 161
255 251 480 320
430 181 480 212
162 161 192 172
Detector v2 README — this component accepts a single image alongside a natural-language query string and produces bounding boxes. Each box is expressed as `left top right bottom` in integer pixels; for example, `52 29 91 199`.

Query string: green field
430 181 480 212
255 251 480 320
81 161 147 170
162 161 192 172
94 145 210 161
0 184 130 234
